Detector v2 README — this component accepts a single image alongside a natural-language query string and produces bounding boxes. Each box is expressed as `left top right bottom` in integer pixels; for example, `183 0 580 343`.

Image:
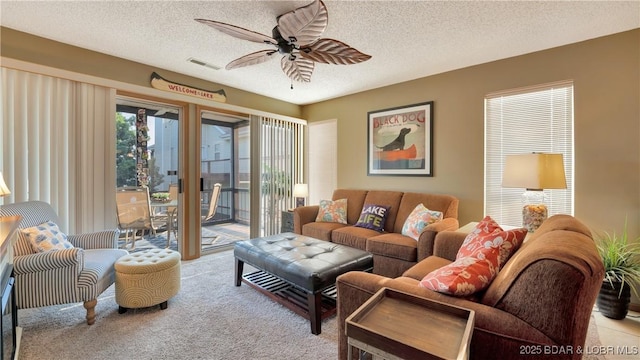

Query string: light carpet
16 249 603 359
16 250 337 360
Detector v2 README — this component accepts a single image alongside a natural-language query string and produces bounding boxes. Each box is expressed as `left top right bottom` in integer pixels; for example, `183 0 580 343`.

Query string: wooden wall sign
150 72 227 103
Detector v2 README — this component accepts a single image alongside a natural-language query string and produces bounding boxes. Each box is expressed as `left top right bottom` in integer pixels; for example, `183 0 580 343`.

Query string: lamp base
295 197 305 208
522 204 547 232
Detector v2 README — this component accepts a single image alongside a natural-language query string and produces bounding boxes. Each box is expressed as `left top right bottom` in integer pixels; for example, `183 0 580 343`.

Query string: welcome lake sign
150 72 226 103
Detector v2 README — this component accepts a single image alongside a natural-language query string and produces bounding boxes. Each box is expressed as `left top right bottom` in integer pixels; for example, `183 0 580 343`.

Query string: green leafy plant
595 219 640 298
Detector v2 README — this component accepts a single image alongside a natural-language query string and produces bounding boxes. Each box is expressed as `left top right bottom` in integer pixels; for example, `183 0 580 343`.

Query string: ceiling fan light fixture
187 57 221 71
196 0 370 84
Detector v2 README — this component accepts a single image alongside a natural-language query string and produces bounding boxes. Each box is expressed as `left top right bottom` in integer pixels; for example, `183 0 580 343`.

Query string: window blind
258 116 305 236
484 81 574 226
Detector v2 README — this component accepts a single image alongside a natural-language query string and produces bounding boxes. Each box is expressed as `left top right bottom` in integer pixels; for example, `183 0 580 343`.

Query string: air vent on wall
187 57 221 70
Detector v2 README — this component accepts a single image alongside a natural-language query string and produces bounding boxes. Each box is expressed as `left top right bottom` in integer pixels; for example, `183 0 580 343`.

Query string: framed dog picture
367 101 433 176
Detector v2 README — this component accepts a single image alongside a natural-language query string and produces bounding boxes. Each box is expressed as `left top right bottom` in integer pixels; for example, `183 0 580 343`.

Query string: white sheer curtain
1 68 116 233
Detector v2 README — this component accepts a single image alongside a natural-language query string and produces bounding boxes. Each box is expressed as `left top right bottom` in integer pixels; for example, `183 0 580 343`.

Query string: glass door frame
115 92 187 254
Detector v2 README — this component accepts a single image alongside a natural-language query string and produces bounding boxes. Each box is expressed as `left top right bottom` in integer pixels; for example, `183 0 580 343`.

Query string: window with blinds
484 81 574 227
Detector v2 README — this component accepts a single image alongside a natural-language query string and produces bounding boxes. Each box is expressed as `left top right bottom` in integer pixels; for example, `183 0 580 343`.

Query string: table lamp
293 183 308 208
0 172 10 197
502 153 566 232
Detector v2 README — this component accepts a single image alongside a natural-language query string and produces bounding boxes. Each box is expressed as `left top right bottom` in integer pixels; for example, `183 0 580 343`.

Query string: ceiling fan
195 0 371 84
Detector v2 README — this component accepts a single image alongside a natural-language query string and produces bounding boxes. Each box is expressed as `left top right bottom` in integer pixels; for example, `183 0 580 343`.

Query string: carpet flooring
118 223 249 253
14 249 604 360
16 250 337 360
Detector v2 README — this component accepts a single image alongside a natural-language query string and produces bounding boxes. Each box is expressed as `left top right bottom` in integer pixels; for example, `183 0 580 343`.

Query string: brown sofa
293 189 459 277
335 214 604 360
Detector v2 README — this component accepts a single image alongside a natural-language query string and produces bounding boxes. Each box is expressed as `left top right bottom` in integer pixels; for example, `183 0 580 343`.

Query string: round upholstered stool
115 248 181 313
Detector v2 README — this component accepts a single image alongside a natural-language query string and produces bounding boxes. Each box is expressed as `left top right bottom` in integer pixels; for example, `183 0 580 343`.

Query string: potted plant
595 220 640 319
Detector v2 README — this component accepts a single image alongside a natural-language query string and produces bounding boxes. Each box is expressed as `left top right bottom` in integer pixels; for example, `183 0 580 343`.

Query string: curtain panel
1 67 116 234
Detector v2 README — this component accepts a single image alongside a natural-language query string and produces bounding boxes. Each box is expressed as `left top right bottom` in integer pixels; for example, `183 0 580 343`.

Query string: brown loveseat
293 189 459 277
336 214 605 360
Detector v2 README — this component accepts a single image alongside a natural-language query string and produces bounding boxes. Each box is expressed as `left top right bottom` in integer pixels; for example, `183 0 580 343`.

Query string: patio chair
115 187 159 249
202 183 221 245
0 200 128 325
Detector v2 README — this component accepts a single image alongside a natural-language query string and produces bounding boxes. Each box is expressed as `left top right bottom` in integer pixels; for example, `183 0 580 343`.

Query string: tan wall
0 27 302 118
301 29 640 243
3 26 640 302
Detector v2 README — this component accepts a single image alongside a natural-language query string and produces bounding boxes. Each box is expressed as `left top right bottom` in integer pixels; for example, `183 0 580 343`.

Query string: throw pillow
456 215 527 269
401 203 443 241
354 204 390 232
21 221 75 253
315 198 348 224
420 244 501 296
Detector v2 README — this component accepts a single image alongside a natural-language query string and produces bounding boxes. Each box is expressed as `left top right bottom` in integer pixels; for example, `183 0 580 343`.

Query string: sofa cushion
315 198 348 224
401 203 443 240
21 221 75 253
394 192 459 233
301 222 348 241
361 191 403 232
457 216 527 268
332 189 368 225
420 244 501 296
354 204 390 232
331 226 375 250
366 233 417 262
402 255 452 280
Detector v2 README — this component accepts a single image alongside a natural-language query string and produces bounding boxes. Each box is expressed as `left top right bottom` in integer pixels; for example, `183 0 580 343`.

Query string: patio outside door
115 98 181 250
200 111 250 253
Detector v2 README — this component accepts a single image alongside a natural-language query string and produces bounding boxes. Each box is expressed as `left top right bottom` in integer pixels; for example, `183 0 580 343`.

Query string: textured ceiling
2 1 639 105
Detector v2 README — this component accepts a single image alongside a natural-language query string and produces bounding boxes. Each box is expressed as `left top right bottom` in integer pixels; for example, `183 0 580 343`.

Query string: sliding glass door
116 97 181 250
200 110 250 253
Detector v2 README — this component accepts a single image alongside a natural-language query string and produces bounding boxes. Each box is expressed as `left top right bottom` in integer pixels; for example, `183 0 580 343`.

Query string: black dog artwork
377 128 411 151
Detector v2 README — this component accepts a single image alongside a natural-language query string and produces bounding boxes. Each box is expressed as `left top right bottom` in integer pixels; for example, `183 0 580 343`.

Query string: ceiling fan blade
227 50 278 70
276 0 327 46
195 19 277 45
281 56 314 82
300 38 372 65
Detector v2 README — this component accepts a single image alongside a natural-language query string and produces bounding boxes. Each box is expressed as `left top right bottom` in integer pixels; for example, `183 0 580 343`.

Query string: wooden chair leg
84 299 97 325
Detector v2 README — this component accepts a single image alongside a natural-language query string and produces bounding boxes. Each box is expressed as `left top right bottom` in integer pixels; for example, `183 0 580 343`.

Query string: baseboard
630 303 640 312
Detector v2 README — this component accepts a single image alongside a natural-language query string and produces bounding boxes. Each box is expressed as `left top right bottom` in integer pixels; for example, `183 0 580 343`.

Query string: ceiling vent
187 57 221 70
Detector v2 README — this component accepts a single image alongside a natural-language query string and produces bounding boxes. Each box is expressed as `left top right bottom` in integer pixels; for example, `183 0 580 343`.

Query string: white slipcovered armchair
0 201 128 324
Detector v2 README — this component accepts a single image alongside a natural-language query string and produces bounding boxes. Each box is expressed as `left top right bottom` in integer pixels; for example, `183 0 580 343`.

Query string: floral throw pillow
21 221 75 253
315 198 348 224
354 204 390 232
401 203 443 241
420 244 501 296
457 215 527 269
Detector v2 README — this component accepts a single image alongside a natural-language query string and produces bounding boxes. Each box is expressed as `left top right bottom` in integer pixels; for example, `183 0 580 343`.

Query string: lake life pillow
401 203 443 240
21 220 75 253
315 198 348 224
354 204 390 232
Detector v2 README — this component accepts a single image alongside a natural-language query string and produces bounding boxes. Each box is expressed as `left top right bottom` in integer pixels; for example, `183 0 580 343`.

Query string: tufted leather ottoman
234 232 373 335
115 248 181 313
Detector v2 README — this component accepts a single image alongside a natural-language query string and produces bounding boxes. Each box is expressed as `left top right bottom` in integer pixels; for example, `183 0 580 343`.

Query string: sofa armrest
416 217 460 260
68 229 119 249
13 248 83 275
432 230 467 261
293 205 320 234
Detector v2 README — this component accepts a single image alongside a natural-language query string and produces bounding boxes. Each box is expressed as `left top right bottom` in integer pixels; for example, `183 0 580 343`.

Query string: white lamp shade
502 153 567 190
293 183 308 197
0 172 10 196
